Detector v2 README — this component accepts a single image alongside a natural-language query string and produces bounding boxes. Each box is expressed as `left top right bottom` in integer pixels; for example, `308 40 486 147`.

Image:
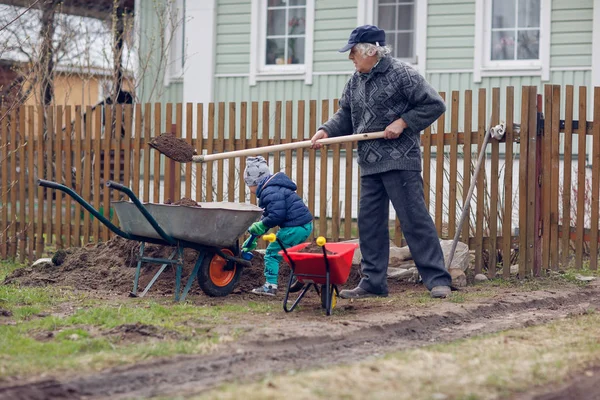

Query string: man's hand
248 221 268 236
384 118 407 139
310 129 329 149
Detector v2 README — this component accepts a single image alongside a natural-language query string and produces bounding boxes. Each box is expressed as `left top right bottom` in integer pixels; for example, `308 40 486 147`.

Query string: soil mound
167 197 201 207
3 236 362 296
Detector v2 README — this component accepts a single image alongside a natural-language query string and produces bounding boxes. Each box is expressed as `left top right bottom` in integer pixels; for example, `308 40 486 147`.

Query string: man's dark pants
357 169 451 295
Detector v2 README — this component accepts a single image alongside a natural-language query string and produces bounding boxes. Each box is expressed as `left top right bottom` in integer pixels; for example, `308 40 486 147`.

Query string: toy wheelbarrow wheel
320 284 337 313
197 248 243 297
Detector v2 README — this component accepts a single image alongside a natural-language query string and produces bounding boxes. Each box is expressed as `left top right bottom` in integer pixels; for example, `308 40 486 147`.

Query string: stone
440 240 470 271
575 275 596 282
31 258 53 267
388 267 419 281
449 268 467 287
474 273 488 282
510 264 519 275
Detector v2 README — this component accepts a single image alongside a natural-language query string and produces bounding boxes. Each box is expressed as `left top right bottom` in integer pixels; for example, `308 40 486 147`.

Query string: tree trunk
112 1 125 103
39 0 60 106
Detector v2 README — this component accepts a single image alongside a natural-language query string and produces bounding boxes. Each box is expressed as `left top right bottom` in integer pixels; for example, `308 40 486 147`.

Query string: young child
242 156 313 296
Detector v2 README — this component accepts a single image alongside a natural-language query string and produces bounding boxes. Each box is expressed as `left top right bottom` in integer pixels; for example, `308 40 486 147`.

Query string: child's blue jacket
256 173 313 228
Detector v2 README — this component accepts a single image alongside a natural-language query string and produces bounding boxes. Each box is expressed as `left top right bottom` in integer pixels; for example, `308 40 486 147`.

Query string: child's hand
242 241 257 253
248 221 267 236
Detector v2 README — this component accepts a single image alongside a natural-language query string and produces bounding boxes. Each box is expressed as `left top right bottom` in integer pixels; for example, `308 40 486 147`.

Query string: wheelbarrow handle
106 181 127 192
38 179 64 191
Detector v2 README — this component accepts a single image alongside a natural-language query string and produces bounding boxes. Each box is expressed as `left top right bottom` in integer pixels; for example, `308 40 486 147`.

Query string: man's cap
338 25 386 52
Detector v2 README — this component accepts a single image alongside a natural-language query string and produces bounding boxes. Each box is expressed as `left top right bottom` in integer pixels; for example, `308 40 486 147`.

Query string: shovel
148 131 386 163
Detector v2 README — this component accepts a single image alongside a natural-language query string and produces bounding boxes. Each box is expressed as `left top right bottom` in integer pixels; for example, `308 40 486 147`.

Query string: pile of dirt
3 236 364 297
166 198 201 207
298 243 336 255
148 133 196 163
4 236 200 296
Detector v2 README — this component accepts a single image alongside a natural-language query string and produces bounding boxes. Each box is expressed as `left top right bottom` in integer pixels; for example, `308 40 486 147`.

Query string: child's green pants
264 222 313 285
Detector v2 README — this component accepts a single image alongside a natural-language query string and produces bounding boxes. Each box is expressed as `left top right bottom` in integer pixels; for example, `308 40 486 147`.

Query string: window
474 0 550 82
375 0 416 62
164 0 185 85
250 0 315 85
264 0 306 66
489 0 540 62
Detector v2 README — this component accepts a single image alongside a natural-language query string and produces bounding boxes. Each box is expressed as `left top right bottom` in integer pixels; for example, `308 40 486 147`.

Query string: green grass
0 259 275 378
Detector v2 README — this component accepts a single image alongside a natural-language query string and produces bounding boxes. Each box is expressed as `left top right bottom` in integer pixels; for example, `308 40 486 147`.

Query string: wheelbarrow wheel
289 276 305 293
197 249 242 297
320 284 337 311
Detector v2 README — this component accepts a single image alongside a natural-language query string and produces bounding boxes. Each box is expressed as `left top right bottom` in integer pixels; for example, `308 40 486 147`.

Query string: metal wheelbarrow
37 179 263 301
263 234 359 316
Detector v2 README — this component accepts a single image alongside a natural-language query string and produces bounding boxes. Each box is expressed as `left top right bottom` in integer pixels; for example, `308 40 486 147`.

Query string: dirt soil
3 237 343 297
165 197 201 207
513 365 600 400
297 243 336 255
1 282 599 400
148 133 196 163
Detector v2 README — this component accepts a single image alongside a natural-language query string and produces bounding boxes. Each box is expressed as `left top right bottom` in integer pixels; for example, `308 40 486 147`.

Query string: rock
474 273 488 282
440 240 470 271
510 264 519 275
575 275 596 282
32 258 53 267
388 267 419 280
449 268 467 287
389 246 413 265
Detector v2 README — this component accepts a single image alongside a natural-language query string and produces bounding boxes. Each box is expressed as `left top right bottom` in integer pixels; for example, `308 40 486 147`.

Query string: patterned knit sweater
319 55 445 176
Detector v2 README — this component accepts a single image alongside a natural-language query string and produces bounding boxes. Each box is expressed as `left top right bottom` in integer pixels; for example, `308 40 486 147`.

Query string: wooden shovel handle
192 131 385 163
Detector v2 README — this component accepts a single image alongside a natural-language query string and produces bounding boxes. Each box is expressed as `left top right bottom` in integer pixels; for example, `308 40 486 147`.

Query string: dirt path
513 365 600 400
2 284 600 400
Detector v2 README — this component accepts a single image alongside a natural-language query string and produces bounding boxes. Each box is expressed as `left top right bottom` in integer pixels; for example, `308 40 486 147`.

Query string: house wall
214 0 354 107
136 0 184 109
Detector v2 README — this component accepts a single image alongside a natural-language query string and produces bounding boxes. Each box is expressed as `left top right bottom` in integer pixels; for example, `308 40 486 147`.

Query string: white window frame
474 0 550 83
250 0 315 86
374 0 418 64
164 0 186 86
357 0 427 74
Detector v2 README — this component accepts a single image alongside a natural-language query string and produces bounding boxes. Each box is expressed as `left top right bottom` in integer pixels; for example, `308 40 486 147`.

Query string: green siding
215 0 251 74
313 0 356 72
136 0 184 105
426 70 592 129
426 0 475 70
550 0 593 68
213 74 350 139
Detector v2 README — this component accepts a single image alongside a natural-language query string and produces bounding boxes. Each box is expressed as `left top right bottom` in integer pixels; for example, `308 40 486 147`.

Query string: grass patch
198 312 600 400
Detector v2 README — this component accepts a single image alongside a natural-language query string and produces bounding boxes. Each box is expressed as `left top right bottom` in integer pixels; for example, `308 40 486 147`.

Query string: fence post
533 93 544 276
168 123 176 203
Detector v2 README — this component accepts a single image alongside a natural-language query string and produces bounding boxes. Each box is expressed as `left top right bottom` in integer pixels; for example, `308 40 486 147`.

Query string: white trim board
183 0 216 105
593 0 600 87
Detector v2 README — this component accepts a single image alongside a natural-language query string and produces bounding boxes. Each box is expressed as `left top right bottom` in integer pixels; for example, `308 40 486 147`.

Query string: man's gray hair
354 43 392 59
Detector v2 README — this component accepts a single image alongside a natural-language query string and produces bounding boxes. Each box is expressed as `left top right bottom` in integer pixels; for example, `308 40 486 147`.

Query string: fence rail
0 85 599 277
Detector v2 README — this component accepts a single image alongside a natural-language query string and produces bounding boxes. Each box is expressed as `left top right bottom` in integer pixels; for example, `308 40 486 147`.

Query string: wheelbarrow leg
179 253 206 302
138 248 179 298
174 246 185 302
131 242 146 296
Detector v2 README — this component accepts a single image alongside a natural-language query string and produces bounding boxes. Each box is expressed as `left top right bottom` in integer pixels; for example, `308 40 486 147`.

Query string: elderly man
311 25 452 299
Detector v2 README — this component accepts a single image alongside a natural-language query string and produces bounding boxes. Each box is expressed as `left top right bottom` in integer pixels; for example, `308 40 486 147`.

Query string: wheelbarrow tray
112 201 263 248
280 242 358 285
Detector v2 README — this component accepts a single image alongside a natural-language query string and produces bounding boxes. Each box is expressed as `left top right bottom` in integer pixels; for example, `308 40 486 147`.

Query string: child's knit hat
244 156 270 187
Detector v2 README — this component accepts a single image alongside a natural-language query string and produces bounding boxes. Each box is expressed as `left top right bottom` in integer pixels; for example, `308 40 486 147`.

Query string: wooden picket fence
0 85 599 277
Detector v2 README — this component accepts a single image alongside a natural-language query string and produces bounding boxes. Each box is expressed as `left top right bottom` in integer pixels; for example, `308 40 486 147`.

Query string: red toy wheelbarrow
262 234 359 316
